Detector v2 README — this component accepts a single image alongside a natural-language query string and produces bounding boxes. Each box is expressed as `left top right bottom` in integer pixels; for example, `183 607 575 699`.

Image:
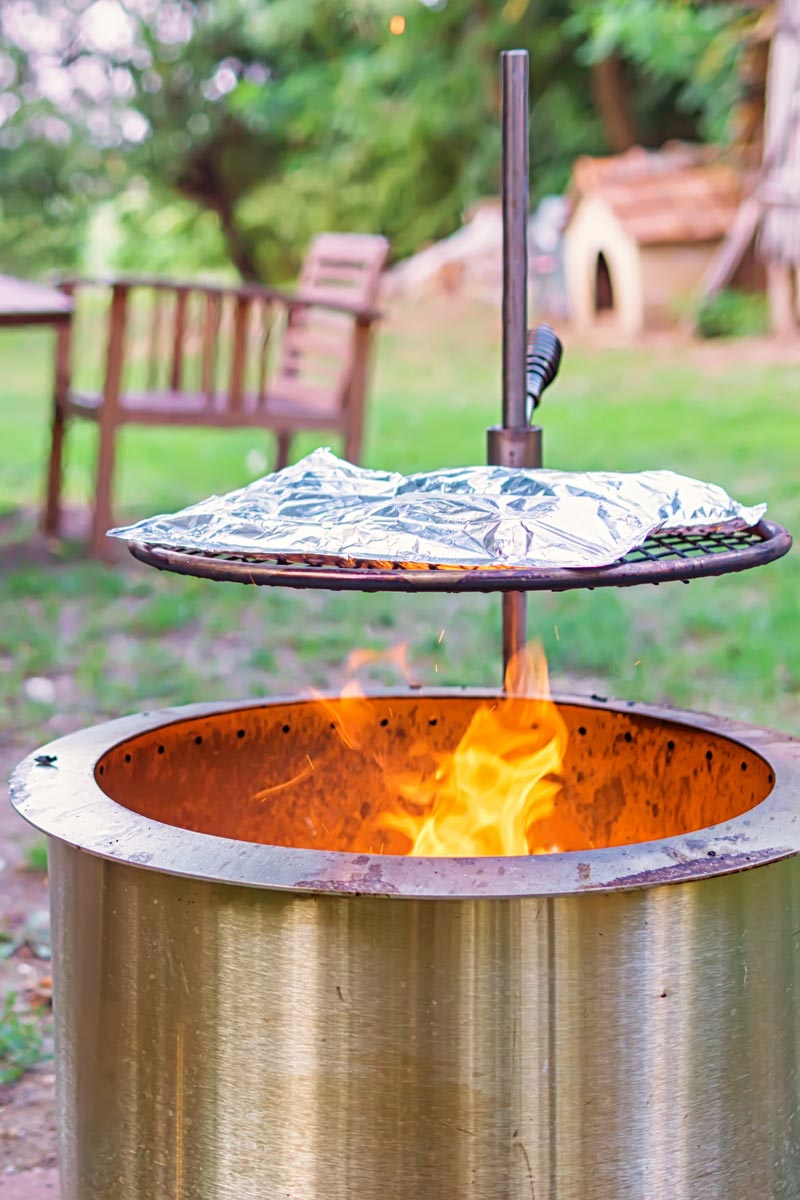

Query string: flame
314 641 567 857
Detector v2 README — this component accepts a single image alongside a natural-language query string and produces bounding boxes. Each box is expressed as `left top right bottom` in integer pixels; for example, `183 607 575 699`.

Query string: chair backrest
66 233 389 422
67 278 277 415
270 233 390 414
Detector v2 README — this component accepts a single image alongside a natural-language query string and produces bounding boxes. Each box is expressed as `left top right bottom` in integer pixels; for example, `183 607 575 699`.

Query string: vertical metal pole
501 49 529 430
500 49 536 686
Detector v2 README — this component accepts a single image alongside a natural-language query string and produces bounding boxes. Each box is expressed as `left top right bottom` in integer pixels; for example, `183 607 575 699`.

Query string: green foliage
23 840 49 875
120 0 597 275
0 0 752 279
0 15 125 276
696 289 768 339
0 120 98 276
570 0 748 142
102 184 233 279
0 993 46 1084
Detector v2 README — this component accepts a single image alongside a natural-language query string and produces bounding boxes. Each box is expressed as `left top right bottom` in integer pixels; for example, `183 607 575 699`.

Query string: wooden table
0 274 73 328
0 276 74 540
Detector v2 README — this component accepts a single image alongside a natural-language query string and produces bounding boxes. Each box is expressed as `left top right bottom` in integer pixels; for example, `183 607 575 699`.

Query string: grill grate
129 519 791 594
622 526 766 562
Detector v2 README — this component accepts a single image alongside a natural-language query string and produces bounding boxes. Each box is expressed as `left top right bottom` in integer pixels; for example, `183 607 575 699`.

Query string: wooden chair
43 232 389 557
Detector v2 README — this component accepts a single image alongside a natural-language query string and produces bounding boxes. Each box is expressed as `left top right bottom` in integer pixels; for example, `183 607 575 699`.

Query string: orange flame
314 642 567 857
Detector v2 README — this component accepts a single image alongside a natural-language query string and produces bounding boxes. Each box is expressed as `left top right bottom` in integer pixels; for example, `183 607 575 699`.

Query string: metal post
497 49 537 686
501 49 529 430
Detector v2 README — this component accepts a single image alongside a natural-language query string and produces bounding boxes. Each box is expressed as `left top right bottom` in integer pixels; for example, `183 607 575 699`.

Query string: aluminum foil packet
109 447 766 571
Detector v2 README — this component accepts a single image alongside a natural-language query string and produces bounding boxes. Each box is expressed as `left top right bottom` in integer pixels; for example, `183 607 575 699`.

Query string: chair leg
344 424 363 465
90 421 118 560
275 432 292 471
343 322 371 466
43 404 67 537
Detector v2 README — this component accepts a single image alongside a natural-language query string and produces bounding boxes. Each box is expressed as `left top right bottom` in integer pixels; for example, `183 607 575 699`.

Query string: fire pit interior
96 695 774 855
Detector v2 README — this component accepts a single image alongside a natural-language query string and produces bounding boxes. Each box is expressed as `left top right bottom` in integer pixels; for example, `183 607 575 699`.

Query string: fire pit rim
9 690 800 899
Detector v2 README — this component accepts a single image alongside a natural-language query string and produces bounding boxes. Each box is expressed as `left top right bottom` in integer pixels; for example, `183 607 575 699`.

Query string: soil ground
0 744 58 1197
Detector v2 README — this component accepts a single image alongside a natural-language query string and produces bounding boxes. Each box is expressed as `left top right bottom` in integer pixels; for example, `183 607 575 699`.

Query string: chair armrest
54 275 206 294
54 276 384 322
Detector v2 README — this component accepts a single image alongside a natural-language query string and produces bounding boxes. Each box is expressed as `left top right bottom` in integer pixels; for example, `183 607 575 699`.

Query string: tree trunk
205 189 261 282
591 57 638 152
177 148 262 281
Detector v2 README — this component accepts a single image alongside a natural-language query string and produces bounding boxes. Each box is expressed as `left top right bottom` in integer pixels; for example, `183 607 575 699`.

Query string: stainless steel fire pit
10 692 800 1200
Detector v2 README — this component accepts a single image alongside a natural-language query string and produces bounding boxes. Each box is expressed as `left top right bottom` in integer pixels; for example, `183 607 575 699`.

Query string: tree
117 0 599 277
570 0 748 149
0 0 749 280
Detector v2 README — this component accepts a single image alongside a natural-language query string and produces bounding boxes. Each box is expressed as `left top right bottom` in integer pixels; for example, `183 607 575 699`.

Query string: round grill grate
129 519 791 594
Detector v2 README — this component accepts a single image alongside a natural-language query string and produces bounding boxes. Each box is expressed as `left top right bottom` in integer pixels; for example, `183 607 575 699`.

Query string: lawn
0 296 798 759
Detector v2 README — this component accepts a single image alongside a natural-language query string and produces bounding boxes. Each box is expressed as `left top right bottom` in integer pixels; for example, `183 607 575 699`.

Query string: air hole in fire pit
157 745 165 755
94 697 776 857
380 718 389 727
195 735 203 745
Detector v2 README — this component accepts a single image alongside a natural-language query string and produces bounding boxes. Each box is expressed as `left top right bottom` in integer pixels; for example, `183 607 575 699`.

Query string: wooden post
43 284 75 536
201 292 221 405
343 318 372 464
91 285 128 559
228 295 250 412
170 289 189 392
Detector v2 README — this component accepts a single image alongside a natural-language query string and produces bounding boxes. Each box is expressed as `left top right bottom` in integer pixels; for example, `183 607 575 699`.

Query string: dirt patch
1 744 57 1186
0 1168 59 1197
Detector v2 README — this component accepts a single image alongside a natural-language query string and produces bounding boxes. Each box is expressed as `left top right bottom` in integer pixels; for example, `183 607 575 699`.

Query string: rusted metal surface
486 424 542 470
486 424 543 678
10 691 800 899
597 844 796 890
128 518 792 593
501 49 529 432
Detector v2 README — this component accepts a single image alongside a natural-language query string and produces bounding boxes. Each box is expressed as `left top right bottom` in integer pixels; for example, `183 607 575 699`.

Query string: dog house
564 145 742 336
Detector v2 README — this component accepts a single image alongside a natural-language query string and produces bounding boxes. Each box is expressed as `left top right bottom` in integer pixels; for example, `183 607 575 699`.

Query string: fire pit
9 48 798 1200
10 692 800 1199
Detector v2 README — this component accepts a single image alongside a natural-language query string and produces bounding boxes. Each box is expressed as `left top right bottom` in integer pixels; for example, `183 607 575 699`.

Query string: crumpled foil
109 447 766 571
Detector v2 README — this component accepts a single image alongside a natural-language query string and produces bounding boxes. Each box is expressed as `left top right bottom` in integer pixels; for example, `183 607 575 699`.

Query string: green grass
0 992 47 1084
0 301 797 750
22 839 48 874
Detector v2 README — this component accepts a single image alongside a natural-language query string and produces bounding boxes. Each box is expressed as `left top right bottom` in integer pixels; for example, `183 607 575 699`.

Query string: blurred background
0 0 770 283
